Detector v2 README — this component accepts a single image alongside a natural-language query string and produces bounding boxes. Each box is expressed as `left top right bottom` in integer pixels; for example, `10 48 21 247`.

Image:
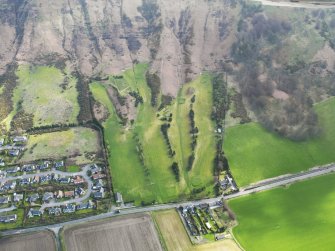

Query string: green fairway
90 65 216 205
224 97 335 186
229 173 335 251
2 65 79 129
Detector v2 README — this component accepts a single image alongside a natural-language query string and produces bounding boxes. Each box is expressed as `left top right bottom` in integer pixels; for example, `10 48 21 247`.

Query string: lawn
152 209 241 251
66 165 81 172
224 97 335 186
2 65 79 129
0 209 24 230
90 65 216 205
20 127 101 165
229 173 335 251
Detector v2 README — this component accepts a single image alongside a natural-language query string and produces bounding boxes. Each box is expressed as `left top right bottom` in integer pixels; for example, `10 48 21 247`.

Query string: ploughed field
229 173 335 251
224 97 335 186
90 64 216 205
63 213 162 251
0 231 56 251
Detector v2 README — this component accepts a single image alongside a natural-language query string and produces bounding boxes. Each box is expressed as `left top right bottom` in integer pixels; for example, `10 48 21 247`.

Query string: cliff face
0 0 239 96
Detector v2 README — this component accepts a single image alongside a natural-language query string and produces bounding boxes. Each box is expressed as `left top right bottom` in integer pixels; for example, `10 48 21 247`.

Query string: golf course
90 64 216 205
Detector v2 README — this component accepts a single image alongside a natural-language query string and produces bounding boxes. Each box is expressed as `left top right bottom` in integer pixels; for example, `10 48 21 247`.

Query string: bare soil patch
0 231 56 251
63 213 163 251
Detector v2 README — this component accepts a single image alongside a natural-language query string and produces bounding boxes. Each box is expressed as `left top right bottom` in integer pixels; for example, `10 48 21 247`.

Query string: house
0 214 17 223
64 190 75 198
59 177 70 184
0 159 4 166
92 172 106 180
0 170 5 178
27 193 39 203
40 175 52 183
2 181 16 190
20 178 31 185
76 200 94 210
37 163 49 171
13 136 27 143
42 192 54 203
205 222 212 229
6 166 20 174
13 193 24 202
54 161 64 169
8 149 20 157
75 187 85 196
33 176 40 183
93 188 104 199
22 164 35 172
73 176 85 185
0 196 10 204
0 138 4 146
28 208 42 217
92 179 103 190
48 207 62 215
115 192 123 204
90 164 102 174
63 204 76 213
226 175 238 191
56 190 64 199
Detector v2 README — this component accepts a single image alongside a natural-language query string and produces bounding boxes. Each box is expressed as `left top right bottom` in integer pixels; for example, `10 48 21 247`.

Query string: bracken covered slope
0 0 239 96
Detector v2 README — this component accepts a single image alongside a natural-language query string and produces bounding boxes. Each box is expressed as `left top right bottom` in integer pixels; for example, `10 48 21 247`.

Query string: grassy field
229 173 335 251
0 231 56 251
63 214 162 251
20 127 101 165
152 209 241 251
2 65 79 129
90 65 216 205
224 97 335 186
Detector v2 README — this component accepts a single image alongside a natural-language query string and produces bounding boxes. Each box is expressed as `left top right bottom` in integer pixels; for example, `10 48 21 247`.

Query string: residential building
92 172 106 180
13 136 27 143
92 179 103 190
64 190 75 198
73 176 85 185
8 149 20 157
0 214 17 223
28 208 42 217
63 204 76 213
54 161 64 169
6 166 20 174
115 192 123 204
0 196 10 204
42 192 54 203
48 207 62 215
13 193 24 202
56 190 64 199
27 193 39 203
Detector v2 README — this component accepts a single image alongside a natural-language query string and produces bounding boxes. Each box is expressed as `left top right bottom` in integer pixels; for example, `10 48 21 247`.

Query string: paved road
2 163 335 236
251 0 335 8
225 163 335 200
